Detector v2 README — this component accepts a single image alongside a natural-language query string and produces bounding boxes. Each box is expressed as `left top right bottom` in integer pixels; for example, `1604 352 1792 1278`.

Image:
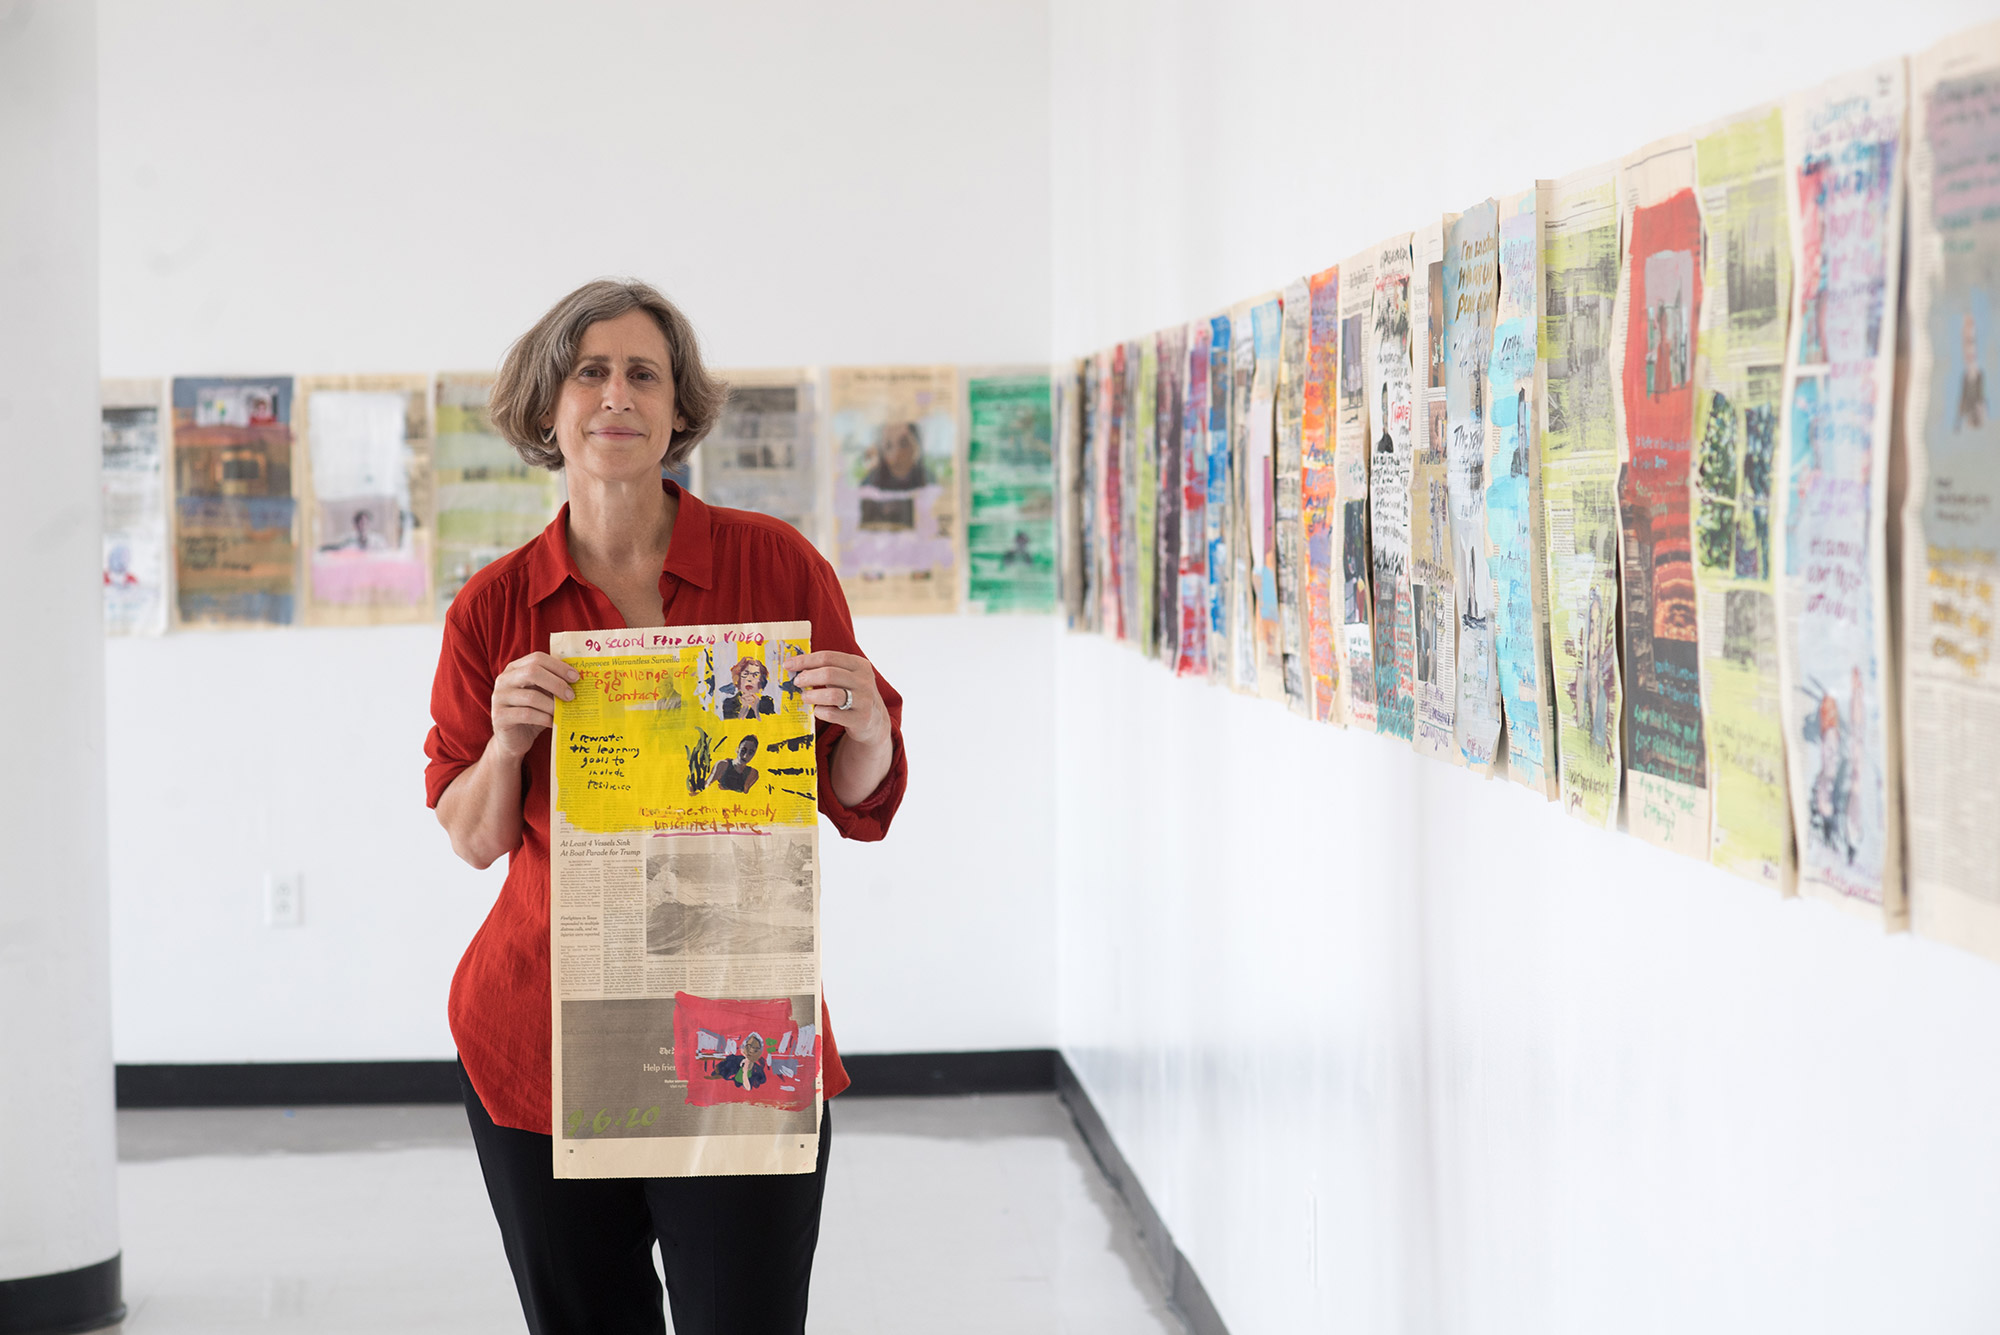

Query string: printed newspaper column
1487 188 1560 798
1156 329 1187 661
101 379 169 637
1276 278 1313 714
1228 298 1262 694
1410 220 1463 763
1368 237 1419 741
549 620 820 1178
1446 203 1503 772
1176 322 1213 677
1541 164 1626 827
1135 339 1159 654
298 374 435 626
435 372 562 616
1336 248 1380 732
1614 138 1710 858
1248 295 1286 700
1905 21 2000 961
171 375 299 627
1058 360 1088 628
1205 314 1235 683
830 366 960 616
1779 59 1909 923
1302 268 1345 723
1690 105 1796 890
705 369 820 547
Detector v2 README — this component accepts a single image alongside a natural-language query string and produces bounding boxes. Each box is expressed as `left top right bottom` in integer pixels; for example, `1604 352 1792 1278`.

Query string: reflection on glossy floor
109 1093 1187 1335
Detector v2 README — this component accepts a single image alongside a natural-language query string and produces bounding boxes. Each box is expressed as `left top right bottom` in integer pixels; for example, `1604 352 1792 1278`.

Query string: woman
424 279 906 1335
711 734 762 793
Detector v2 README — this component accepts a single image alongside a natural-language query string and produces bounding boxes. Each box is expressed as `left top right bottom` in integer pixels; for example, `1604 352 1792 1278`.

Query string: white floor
108 1094 1187 1335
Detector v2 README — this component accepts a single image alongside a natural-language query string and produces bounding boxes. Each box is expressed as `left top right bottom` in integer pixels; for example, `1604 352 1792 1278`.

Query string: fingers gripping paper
549 620 820 1179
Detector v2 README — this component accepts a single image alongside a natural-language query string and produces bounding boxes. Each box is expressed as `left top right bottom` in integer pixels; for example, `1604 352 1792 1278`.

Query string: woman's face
737 736 757 762
735 661 767 694
544 310 686 486
882 423 922 479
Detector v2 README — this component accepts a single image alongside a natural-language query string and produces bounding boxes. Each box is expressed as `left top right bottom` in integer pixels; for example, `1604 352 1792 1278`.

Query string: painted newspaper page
1302 268 1343 722
1134 339 1159 655
1058 360 1087 628
1228 299 1260 694
1779 60 1908 923
102 379 169 637
1369 237 1419 741
1247 295 1286 700
1488 189 1558 797
1104 345 1127 640
435 373 561 615
1905 25 2000 959
1276 280 1313 714
1155 330 1187 661
1542 165 1625 827
1411 220 1462 762
1336 248 1380 731
1614 139 1711 857
171 375 298 627
549 620 820 1179
964 370 1056 614
1691 105 1795 890
1446 203 1502 772
299 374 434 625
1206 313 1235 684
1094 349 1118 637
706 369 819 546
830 366 959 616
1176 322 1212 677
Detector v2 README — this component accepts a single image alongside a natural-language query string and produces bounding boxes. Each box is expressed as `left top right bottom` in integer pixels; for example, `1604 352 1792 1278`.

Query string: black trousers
458 1062 831 1335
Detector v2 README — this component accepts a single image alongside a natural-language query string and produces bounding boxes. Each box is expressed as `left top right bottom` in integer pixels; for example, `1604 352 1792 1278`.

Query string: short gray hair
490 278 726 471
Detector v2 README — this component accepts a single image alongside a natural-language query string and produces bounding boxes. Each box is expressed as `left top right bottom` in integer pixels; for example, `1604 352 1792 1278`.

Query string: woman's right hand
489 652 579 759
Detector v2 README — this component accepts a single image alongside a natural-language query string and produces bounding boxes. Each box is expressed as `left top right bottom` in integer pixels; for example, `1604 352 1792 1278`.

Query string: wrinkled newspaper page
1905 22 2000 961
549 620 820 1179
1778 59 1908 924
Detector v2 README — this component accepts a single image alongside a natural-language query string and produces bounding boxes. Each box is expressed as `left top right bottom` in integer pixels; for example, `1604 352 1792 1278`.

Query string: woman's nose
602 373 634 410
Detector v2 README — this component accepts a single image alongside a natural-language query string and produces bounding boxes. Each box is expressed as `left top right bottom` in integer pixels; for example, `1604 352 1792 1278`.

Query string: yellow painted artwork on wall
553 621 817 836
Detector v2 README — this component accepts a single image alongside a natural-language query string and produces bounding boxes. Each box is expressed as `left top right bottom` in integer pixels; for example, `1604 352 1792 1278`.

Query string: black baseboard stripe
117 1061 461 1108
1055 1055 1230 1335
838 1048 1056 1097
114 1050 1061 1108
0 1254 123 1335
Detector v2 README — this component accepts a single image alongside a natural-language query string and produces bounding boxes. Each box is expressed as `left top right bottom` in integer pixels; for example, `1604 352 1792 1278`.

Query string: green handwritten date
565 1105 662 1138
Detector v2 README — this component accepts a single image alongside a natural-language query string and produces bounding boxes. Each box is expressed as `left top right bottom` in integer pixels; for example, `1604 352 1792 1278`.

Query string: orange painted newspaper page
549 620 821 1179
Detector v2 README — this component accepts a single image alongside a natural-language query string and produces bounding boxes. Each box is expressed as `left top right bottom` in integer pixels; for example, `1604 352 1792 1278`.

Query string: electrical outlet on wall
265 873 304 928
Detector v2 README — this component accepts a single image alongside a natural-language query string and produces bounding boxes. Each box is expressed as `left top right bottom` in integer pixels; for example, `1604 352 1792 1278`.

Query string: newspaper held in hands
549 620 820 1179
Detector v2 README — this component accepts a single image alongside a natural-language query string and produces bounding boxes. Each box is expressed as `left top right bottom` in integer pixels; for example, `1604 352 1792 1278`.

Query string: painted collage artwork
830 365 960 616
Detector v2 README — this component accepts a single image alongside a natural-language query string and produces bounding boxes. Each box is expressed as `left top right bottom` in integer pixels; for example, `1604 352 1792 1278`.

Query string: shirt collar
525 479 714 606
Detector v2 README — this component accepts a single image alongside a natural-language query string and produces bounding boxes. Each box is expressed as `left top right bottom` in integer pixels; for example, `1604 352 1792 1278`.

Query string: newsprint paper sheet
549 620 822 1179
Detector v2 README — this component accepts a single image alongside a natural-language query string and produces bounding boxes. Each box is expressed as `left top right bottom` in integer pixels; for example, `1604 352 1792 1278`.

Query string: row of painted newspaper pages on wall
1053 22 2000 968
101 366 1061 635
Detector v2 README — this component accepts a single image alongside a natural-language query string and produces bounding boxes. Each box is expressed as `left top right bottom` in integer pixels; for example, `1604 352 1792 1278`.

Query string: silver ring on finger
838 688 854 711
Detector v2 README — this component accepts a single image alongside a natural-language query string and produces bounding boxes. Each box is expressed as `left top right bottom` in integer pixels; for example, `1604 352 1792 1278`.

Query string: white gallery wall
97 0 1057 1062
1050 3 2000 1335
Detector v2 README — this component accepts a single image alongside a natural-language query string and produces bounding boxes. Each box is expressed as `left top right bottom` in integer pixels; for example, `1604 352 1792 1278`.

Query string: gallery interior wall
95 0 1057 1062
1048 3 2000 1335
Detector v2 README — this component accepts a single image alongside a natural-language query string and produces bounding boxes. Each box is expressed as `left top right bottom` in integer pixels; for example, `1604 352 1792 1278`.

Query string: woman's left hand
786 650 890 745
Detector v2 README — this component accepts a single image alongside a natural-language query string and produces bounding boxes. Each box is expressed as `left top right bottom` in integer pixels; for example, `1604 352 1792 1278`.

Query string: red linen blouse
424 482 907 1134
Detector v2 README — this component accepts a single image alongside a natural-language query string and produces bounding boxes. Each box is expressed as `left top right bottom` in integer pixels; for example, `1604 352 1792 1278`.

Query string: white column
0 3 122 1332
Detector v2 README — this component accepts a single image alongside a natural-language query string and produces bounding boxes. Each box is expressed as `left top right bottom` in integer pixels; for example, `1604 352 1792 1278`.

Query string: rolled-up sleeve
805 559 908 842
425 603 496 809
